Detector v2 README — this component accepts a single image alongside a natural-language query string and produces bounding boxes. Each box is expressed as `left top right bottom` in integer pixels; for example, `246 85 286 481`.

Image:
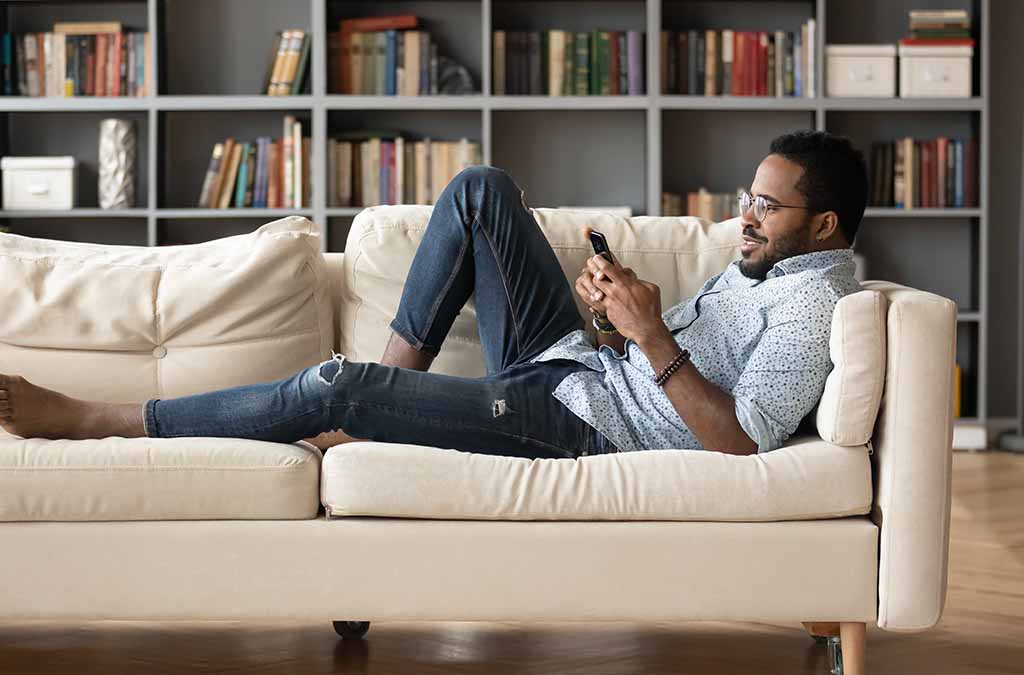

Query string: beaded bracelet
654 348 691 387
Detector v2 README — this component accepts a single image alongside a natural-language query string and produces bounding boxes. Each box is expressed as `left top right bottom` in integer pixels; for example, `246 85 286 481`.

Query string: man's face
738 154 818 280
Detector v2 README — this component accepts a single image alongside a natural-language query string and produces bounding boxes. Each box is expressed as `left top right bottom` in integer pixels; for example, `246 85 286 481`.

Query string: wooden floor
1 452 1022 674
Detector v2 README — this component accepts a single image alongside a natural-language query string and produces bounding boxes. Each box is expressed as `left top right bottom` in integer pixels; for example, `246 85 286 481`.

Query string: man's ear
816 211 841 242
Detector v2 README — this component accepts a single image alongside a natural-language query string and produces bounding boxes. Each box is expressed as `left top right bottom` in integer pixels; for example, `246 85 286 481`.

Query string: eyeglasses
738 190 819 223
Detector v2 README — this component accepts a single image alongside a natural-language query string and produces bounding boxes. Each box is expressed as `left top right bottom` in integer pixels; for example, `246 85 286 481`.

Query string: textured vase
98 118 136 209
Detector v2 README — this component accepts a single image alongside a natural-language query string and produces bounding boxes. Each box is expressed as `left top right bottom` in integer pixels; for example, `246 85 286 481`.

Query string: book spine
419 31 429 95
493 30 505 95
627 31 642 95
607 31 617 95
197 142 224 208
574 32 588 95
721 30 732 96
234 142 250 207
563 31 574 95
677 32 688 95
244 142 257 207
283 117 294 207
292 118 303 208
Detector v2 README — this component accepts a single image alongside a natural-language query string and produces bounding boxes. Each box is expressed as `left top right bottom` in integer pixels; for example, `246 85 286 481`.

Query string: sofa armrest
863 281 956 632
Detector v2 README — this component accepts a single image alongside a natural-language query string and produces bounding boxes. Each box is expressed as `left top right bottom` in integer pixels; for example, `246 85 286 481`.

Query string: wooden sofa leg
839 622 866 675
802 621 840 641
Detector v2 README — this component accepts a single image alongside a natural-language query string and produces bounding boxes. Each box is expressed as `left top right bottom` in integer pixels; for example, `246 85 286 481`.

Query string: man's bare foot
0 374 145 440
304 428 365 452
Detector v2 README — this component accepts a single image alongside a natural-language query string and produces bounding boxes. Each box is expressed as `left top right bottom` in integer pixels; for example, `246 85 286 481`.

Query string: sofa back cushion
338 205 743 377
0 216 333 403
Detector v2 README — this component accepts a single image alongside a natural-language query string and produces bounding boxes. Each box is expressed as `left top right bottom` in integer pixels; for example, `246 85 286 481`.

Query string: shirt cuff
734 396 782 454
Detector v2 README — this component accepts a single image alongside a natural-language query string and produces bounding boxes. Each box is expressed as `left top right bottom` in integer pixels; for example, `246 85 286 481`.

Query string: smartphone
589 230 615 264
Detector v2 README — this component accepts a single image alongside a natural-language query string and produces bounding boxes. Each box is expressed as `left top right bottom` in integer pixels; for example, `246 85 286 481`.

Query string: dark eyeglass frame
738 190 821 223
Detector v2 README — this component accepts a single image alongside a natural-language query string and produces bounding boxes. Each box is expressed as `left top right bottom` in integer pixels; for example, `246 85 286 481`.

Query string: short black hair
768 130 868 245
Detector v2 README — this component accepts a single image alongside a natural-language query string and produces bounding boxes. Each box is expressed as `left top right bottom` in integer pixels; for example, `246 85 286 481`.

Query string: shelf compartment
156 217 311 247
863 208 982 218
155 209 312 219
490 96 649 109
163 0 312 96
326 1 483 96
327 215 357 253
2 111 150 209
493 108 647 215
0 217 148 246
826 0 983 98
854 216 979 312
823 98 984 112
160 109 312 209
323 95 485 110
0 208 148 218
327 108 483 207
662 109 815 201
954 321 979 420
658 95 817 111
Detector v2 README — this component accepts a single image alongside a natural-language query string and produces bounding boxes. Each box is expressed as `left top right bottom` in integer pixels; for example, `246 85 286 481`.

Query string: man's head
738 130 868 280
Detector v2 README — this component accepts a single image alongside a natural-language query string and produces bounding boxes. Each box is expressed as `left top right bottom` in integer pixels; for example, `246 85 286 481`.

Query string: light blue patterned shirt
532 248 862 454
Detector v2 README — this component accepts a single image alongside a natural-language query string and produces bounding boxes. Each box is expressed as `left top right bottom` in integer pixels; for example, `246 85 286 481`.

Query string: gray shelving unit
0 0 990 444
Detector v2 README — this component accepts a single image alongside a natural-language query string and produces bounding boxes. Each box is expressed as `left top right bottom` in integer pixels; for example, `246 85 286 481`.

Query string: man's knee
453 165 522 202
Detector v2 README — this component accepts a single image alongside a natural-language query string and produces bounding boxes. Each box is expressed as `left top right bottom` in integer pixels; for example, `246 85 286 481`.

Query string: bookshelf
0 0 990 447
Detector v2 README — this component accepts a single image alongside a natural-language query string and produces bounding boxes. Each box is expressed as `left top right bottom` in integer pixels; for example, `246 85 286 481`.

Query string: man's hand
588 254 668 346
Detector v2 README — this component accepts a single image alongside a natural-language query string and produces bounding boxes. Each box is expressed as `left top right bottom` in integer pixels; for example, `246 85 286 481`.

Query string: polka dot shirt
531 248 863 453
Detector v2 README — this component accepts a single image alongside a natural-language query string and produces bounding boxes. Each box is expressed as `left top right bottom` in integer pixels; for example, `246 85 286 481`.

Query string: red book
746 32 757 95
96 34 107 96
340 14 418 94
85 38 95 95
899 38 975 47
757 32 767 96
111 32 122 96
609 31 619 95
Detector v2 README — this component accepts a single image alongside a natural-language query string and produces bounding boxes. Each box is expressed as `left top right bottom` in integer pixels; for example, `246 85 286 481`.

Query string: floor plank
1 452 1022 674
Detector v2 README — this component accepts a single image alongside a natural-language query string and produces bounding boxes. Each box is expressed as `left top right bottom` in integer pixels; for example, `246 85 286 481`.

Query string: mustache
742 227 768 243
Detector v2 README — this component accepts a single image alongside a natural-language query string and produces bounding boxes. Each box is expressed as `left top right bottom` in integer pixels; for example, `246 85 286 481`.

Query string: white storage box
2 156 76 210
825 45 897 98
898 43 973 98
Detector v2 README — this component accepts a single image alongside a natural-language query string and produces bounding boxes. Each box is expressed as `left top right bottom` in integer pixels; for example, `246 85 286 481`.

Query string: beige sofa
0 207 955 675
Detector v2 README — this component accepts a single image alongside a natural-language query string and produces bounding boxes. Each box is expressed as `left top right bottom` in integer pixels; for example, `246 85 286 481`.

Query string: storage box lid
1 156 76 170
898 44 973 56
825 44 897 57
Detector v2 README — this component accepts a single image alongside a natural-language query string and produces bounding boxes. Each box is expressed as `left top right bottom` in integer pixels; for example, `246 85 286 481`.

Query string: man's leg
388 165 584 374
143 356 597 459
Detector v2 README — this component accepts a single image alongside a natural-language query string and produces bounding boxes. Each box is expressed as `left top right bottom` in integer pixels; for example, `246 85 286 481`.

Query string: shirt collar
764 248 855 279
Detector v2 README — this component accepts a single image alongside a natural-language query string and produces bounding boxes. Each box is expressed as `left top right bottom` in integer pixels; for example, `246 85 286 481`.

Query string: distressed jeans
144 165 616 459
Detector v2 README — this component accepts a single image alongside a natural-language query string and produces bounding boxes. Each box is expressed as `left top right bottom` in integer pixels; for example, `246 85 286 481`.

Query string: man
0 130 867 459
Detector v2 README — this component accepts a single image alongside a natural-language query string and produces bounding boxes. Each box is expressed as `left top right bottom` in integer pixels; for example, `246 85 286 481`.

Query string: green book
589 30 598 95
574 31 589 95
597 31 611 95
563 32 575 95
234 142 250 207
290 33 311 95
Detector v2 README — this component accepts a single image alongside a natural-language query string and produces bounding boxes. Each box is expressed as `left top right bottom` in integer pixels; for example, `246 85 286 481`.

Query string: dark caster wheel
333 620 371 639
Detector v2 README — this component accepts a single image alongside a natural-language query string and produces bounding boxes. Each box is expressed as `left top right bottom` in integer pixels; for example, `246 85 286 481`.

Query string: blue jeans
144 165 617 459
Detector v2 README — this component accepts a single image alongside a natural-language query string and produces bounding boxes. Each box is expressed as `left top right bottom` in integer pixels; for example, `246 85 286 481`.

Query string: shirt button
152 345 167 359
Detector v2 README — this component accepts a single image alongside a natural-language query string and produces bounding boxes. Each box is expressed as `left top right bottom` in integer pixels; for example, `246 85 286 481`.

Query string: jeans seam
144 400 160 437
415 224 472 355
476 214 524 359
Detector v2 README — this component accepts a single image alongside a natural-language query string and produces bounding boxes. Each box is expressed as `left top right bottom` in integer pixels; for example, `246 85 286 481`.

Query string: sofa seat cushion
321 434 871 521
0 429 322 521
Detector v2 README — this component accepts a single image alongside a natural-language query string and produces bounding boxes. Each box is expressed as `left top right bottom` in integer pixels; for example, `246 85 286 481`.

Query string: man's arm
636 327 757 455
588 254 757 455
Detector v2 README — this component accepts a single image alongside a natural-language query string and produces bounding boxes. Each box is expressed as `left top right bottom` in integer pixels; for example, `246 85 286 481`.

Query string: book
292 117 303 208
243 142 257 207
234 142 251 207
340 14 418 94
267 140 280 208
493 30 505 95
262 31 283 94
218 141 243 209
197 142 225 207
291 31 311 94
53 22 122 35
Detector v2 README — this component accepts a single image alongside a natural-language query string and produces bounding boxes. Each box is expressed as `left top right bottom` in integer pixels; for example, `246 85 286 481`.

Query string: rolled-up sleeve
730 303 836 453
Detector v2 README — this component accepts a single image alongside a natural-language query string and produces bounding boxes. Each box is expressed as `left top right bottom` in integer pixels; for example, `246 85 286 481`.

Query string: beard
738 218 814 280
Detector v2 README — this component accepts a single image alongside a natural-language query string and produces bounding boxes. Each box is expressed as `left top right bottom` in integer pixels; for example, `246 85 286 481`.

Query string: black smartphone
589 230 615 264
